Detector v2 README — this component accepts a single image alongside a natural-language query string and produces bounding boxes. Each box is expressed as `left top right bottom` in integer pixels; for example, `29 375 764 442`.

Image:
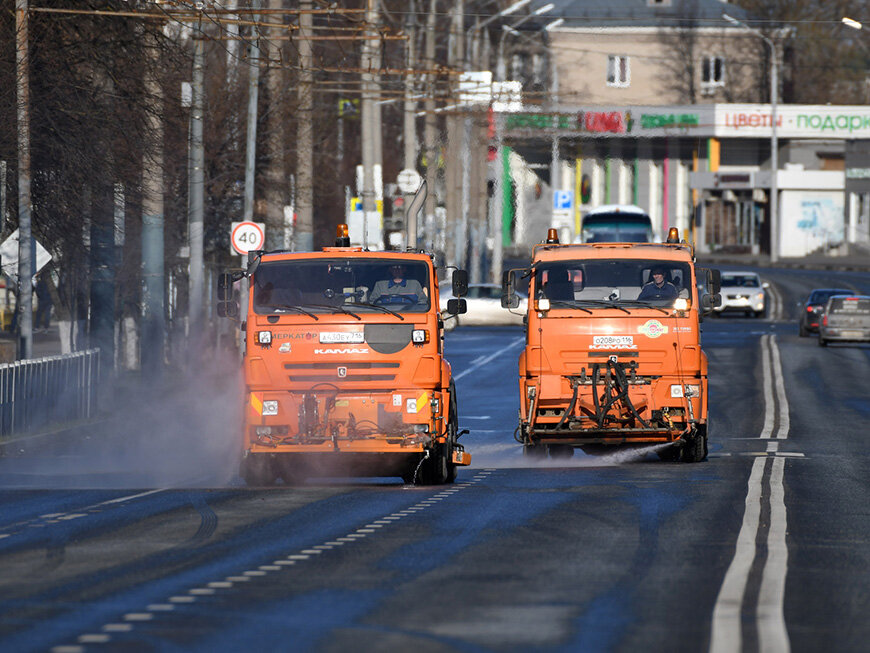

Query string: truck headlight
684 384 700 398
262 400 278 415
412 329 429 343
674 298 689 311
258 331 272 345
670 385 684 398
537 298 551 312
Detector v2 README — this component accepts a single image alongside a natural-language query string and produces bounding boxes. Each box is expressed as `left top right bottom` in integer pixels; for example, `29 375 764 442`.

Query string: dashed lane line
52 472 497 652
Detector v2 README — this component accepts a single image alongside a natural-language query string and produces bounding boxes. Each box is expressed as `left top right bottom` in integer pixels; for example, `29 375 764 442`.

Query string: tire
680 426 707 463
548 444 574 459
523 443 547 458
656 445 681 462
418 443 450 485
240 454 277 486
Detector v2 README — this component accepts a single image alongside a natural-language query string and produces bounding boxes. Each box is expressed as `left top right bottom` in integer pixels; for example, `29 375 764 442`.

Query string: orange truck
503 228 721 462
217 226 471 485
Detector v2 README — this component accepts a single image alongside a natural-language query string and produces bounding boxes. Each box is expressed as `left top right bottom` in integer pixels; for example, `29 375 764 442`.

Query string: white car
440 283 527 326
713 271 768 318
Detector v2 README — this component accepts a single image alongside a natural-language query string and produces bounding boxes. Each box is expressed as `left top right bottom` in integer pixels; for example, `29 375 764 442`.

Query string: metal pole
360 0 377 248
189 35 205 331
15 0 33 360
423 0 437 251
142 32 166 378
445 0 463 265
244 10 260 224
769 41 778 263
403 0 418 250
295 0 314 251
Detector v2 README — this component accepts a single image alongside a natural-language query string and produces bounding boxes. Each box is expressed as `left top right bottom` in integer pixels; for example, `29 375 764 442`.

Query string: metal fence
0 349 100 438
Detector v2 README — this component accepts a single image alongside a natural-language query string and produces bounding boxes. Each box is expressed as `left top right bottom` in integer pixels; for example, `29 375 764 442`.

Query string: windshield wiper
302 303 361 320
572 299 632 315
544 299 592 314
351 302 405 320
263 304 319 320
612 300 670 315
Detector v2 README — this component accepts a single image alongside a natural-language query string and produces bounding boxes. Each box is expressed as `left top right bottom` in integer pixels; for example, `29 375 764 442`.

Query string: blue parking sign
553 190 574 210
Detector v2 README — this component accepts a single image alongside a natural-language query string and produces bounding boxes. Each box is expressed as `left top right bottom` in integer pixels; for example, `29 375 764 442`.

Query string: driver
638 266 678 301
369 264 426 305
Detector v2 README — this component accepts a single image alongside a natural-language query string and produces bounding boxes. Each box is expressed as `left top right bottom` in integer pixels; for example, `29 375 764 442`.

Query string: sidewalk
696 243 870 272
0 325 65 361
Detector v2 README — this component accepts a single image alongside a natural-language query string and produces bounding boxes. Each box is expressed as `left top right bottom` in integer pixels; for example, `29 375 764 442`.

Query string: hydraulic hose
555 379 579 431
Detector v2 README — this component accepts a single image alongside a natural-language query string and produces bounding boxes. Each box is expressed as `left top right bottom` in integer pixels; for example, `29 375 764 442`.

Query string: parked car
713 271 767 318
798 288 854 336
818 295 870 347
440 283 527 326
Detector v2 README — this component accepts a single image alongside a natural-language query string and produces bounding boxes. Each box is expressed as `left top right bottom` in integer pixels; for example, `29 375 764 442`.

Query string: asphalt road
0 266 868 653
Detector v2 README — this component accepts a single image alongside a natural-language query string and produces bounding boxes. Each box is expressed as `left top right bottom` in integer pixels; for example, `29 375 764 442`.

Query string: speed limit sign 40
230 221 266 255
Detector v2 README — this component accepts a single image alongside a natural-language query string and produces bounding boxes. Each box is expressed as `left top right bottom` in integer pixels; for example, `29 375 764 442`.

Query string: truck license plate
593 335 633 346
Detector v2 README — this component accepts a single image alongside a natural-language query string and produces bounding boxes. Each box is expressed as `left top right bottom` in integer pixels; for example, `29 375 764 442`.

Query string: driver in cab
638 266 678 301
369 264 426 305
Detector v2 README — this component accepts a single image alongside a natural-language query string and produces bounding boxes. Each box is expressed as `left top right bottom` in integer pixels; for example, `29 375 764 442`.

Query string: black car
799 288 853 336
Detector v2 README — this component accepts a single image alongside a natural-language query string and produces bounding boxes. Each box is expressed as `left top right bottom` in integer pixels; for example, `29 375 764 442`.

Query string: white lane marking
61 475 492 649
78 634 110 643
711 335 792 653
97 489 166 506
757 456 790 653
453 337 524 381
769 336 790 440
710 456 766 653
759 335 775 440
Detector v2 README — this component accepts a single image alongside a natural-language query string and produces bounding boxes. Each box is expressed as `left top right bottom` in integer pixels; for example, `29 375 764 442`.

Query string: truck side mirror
501 270 520 308
709 269 722 295
447 298 467 315
217 272 233 301
217 301 239 318
452 269 468 297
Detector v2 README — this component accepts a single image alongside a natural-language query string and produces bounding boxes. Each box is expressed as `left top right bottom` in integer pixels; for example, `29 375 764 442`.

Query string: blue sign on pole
553 190 574 210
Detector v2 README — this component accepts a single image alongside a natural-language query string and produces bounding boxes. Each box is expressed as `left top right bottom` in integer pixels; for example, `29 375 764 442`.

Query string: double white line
710 334 791 653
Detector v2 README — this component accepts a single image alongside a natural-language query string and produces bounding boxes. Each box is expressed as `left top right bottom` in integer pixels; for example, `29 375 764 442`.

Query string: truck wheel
680 427 707 463
523 443 547 458
548 444 574 459
240 454 277 486
446 381 459 483
418 444 450 485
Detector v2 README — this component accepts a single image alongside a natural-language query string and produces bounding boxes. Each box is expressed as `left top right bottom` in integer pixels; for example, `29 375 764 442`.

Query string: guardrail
0 349 100 438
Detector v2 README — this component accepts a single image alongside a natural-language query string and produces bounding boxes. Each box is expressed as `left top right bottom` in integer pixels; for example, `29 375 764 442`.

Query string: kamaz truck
503 228 721 462
217 225 471 485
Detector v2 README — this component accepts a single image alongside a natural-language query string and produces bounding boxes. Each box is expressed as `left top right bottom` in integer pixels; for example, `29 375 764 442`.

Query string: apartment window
607 55 630 87
702 55 725 87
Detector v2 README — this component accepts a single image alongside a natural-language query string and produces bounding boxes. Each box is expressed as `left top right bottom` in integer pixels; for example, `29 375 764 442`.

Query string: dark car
798 288 853 336
818 295 870 346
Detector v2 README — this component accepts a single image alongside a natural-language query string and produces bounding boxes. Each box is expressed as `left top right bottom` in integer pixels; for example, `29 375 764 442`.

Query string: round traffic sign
396 168 422 194
231 221 265 255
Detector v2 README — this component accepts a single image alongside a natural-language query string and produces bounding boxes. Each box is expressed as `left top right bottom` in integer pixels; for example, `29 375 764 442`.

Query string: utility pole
445 0 464 267
189 33 205 334
403 0 418 250
15 0 33 360
360 0 378 247
295 1 314 251
264 0 287 251
423 0 437 251
141 32 166 377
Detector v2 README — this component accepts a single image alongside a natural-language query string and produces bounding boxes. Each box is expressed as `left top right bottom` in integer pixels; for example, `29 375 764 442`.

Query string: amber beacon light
335 223 351 247
546 228 560 244
666 227 680 243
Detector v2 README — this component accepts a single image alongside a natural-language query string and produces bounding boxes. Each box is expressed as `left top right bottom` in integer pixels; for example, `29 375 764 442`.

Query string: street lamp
497 3 554 81
723 13 779 262
466 0 532 69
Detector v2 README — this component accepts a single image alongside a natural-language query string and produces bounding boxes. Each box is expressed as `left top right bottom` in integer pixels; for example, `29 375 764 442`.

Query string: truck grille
284 361 400 383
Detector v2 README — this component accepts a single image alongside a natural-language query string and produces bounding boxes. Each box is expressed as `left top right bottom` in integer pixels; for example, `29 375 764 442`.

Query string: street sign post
231 221 266 256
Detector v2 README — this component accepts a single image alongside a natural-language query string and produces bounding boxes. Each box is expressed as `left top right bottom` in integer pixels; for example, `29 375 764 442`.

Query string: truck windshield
253 258 431 315
534 259 692 308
